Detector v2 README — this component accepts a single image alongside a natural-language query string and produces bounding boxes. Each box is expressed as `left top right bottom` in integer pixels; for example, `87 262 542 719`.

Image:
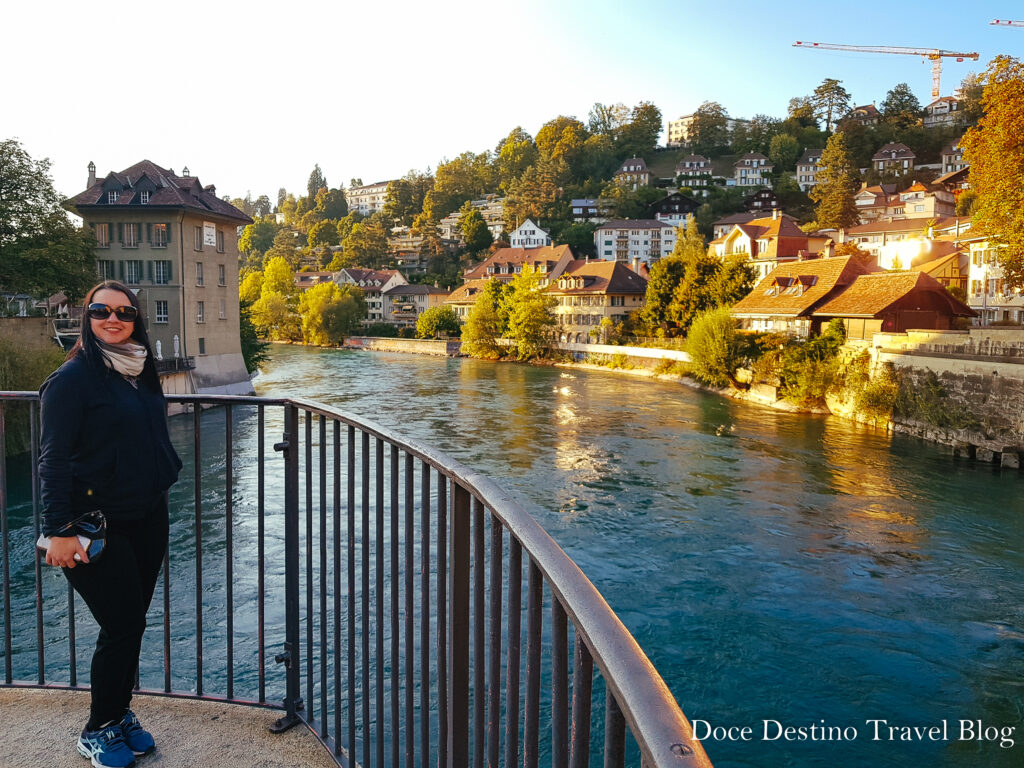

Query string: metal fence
0 391 710 768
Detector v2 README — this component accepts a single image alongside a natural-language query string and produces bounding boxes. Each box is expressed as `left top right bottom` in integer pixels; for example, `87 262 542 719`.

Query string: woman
39 281 182 768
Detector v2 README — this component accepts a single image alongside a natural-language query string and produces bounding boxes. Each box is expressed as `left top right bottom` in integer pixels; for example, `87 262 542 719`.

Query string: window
108 191 119 204
153 223 168 248
218 264 226 286
139 191 150 204
198 337 206 355
194 226 203 251
124 260 143 285
123 223 139 248
196 262 204 286
154 300 168 324
197 301 205 323
219 299 227 319
98 260 116 280
154 260 171 285
95 223 110 248
216 230 224 253
611 296 625 307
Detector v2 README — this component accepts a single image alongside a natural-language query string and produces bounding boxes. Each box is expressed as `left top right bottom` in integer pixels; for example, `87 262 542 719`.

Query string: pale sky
4 0 1020 203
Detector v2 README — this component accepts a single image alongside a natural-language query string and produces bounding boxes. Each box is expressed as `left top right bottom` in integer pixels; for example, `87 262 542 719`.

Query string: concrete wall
346 337 462 357
0 317 58 351
554 341 691 362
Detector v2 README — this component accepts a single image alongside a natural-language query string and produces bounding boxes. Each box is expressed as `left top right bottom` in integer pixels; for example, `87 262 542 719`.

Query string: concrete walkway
0 688 341 768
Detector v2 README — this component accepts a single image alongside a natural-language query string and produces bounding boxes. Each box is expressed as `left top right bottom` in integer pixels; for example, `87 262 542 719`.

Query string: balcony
0 393 709 768
155 356 196 374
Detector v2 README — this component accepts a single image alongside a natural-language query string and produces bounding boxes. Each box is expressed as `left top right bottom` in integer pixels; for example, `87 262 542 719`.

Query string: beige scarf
97 339 147 378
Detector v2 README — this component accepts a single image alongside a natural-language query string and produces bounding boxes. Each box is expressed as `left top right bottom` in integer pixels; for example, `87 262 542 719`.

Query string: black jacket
38 354 182 536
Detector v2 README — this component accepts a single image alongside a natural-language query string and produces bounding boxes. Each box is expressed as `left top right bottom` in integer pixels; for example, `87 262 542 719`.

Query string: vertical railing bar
347 425 357 760
0 403 11 684
604 689 626 768
162 546 170 693
333 420 343 756
306 412 314 728
67 581 77 686
569 634 594 768
193 404 203 696
419 460 431 768
362 431 371 768
390 445 400 768
320 415 329 737
376 437 386 768
487 516 503 768
257 404 266 704
449 482 471 768
281 403 302 725
30 401 45 683
225 405 234 700
404 452 415 768
472 498 485 768
552 600 569 768
437 473 448 768
504 537 522 768
524 561 543 768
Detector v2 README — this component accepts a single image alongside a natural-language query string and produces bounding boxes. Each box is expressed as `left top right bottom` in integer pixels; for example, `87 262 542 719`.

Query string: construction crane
793 41 979 100
991 19 1024 27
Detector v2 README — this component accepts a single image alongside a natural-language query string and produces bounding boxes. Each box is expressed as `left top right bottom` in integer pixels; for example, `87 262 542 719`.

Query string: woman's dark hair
68 281 162 393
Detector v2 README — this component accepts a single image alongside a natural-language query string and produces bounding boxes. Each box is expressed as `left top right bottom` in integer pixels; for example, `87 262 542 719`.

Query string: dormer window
139 191 150 204
108 191 119 204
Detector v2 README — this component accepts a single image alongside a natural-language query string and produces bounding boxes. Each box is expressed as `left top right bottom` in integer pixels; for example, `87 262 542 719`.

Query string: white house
347 181 393 216
593 219 677 266
734 153 773 187
509 218 551 249
796 148 823 192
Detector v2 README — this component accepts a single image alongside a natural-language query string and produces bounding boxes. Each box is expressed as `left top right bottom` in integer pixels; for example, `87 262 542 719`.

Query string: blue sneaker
118 710 156 756
77 724 136 767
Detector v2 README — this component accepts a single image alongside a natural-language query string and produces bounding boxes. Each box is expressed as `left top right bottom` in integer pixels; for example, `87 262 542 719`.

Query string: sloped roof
65 160 252 223
445 279 491 304
797 148 823 164
843 217 965 236
617 157 648 173
385 283 450 296
813 271 975 318
551 260 648 295
462 244 574 280
596 219 670 230
849 104 881 117
734 152 772 167
340 268 403 287
732 256 876 317
872 143 916 161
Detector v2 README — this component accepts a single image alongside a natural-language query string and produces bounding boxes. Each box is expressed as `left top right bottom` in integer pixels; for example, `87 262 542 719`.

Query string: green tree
298 281 343 345
416 304 461 339
0 139 96 301
557 222 597 258
689 101 730 156
239 270 264 304
494 128 539 193
263 229 302 269
250 291 299 341
308 219 340 248
809 131 859 230
307 164 327 201
960 55 1024 288
616 101 662 158
812 78 852 132
382 171 432 226
460 291 503 359
341 215 389 268
458 202 493 255
957 72 984 128
499 266 555 360
768 133 801 172
686 306 744 388
881 83 922 128
322 288 368 343
503 158 569 232
262 256 297 296
423 152 494 220
587 102 630 137
239 299 269 373
239 218 281 257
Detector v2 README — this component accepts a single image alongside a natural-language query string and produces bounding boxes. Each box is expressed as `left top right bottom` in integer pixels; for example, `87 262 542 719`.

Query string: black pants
63 497 169 730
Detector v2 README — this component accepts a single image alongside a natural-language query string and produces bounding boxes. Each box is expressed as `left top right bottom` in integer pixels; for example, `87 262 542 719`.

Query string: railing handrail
1 390 710 767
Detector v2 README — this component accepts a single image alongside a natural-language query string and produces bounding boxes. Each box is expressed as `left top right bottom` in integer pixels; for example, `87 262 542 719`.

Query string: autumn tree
494 128 539 193
321 285 368 343
960 55 1024 288
812 78 852 132
809 131 859 230
499 266 556 360
0 139 97 301
382 171 433 226
587 102 630 137
239 271 264 304
298 282 343 345
881 83 922 128
461 282 505 358
416 305 460 339
341 214 390 269
263 229 302 269
239 218 281 258
768 133 801 172
503 157 569 232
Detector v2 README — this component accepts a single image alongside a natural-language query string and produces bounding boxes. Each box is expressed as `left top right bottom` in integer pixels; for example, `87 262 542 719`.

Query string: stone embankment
344 336 462 356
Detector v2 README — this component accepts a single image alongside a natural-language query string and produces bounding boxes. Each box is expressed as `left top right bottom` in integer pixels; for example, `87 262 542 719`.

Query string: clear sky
4 0 1021 203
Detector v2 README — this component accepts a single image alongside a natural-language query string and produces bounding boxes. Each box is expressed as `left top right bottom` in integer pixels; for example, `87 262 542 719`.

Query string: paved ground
0 688 342 768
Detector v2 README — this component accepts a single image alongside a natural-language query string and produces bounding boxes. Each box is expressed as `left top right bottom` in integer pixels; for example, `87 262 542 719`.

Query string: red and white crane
990 19 1024 27
793 41 979 100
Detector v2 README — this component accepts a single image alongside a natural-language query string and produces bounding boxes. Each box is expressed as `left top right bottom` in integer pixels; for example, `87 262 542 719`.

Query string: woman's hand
45 535 88 567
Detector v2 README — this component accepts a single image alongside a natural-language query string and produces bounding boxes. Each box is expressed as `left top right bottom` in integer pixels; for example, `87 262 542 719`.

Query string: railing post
271 403 302 733
448 482 472 768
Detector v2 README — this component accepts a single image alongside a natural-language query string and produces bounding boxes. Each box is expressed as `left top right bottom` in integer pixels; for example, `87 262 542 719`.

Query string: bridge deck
0 688 338 768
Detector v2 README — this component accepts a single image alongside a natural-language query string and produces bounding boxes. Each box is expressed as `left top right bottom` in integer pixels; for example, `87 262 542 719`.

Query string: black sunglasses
87 303 138 322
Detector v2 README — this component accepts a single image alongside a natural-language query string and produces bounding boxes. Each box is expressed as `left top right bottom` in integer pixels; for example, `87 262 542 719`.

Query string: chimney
632 256 641 273
182 166 190 177
87 161 96 189
772 208 778 220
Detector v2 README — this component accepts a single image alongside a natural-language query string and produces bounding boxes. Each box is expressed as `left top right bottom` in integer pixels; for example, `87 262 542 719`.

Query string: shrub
686 307 743 388
0 339 65 456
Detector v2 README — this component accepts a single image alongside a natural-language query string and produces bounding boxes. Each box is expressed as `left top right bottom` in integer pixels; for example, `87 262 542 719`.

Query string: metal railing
0 391 710 768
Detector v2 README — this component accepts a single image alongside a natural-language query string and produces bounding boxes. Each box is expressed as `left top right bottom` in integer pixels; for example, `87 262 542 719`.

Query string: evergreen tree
811 78 852 132
307 164 327 200
809 132 859 230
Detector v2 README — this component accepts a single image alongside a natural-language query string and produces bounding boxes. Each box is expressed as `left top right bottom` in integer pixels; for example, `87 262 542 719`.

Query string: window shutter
147 261 154 281
166 223 172 243
146 223 152 243
118 261 125 281
117 223 124 243
167 261 173 281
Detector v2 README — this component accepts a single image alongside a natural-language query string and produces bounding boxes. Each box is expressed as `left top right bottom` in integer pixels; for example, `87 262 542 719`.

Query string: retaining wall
346 337 462 357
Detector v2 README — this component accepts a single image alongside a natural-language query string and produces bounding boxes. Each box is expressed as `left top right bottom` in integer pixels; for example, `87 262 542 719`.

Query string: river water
252 345 1023 768
2 344 1021 767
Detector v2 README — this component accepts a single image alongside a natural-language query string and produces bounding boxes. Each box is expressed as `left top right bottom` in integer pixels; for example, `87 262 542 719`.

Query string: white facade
967 241 1024 324
348 181 393 216
796 150 822 192
666 115 746 147
509 218 551 248
593 220 676 265
734 154 773 187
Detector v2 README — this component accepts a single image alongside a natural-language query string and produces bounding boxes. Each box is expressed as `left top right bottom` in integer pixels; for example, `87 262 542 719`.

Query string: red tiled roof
65 160 252 224
813 271 975 318
445 279 491 304
462 245 574 280
732 256 877 317
551 260 648 295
